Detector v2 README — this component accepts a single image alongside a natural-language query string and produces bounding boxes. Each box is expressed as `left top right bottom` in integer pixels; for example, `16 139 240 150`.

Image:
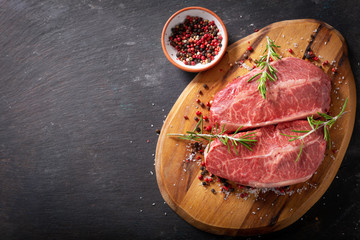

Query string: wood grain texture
155 19 356 236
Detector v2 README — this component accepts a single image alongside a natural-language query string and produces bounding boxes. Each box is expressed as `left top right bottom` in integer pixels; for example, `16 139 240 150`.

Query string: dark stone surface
0 0 359 239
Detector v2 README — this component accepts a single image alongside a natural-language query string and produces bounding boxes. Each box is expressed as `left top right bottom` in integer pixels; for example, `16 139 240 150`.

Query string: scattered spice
203 83 208 89
155 129 161 134
183 115 189 120
305 50 314 59
288 48 293 53
169 16 223 65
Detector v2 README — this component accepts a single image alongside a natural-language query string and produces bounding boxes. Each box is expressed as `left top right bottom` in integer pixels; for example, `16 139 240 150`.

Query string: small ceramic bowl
161 7 228 72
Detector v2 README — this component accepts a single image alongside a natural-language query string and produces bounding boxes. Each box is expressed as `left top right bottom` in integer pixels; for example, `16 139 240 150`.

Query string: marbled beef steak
210 57 331 132
204 120 326 188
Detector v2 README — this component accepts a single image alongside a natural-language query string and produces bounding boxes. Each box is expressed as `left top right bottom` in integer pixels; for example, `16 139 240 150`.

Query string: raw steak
210 57 331 132
204 120 326 188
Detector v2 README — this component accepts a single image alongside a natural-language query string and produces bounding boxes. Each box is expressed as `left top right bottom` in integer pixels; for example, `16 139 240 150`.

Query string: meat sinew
204 120 326 188
210 57 331 132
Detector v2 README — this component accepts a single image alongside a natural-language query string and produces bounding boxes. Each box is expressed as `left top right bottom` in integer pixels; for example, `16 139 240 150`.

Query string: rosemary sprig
248 36 281 99
168 116 257 154
281 99 348 162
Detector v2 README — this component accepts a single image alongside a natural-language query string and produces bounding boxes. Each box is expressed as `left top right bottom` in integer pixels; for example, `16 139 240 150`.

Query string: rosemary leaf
282 99 348 161
168 118 257 154
295 141 304 162
247 36 281 99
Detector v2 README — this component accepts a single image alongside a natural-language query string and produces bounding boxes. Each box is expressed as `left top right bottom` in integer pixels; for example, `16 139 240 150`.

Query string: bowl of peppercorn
161 6 228 72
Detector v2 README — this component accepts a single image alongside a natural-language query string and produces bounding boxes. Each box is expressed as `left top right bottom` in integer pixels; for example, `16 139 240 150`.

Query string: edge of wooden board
155 19 356 236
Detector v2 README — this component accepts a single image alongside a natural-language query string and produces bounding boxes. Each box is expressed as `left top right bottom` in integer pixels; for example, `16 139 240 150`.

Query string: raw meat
210 57 331 132
204 120 326 188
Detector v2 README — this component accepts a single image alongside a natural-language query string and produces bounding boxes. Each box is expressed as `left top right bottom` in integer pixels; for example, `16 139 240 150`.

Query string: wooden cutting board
155 19 356 236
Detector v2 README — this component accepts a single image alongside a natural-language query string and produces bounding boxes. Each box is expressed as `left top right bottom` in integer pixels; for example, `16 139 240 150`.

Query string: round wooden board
155 19 356 236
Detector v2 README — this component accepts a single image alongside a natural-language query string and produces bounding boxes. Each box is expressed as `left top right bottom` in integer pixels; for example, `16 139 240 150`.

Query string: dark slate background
0 0 359 239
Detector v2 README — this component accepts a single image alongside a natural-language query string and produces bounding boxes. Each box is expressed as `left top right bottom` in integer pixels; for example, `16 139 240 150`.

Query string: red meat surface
210 57 331 132
204 120 326 188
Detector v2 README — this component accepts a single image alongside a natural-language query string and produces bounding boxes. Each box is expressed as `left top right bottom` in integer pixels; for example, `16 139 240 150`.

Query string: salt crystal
140 209 143 212
150 171 153 175
152 202 156 206
324 41 327 45
152 103 155 106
